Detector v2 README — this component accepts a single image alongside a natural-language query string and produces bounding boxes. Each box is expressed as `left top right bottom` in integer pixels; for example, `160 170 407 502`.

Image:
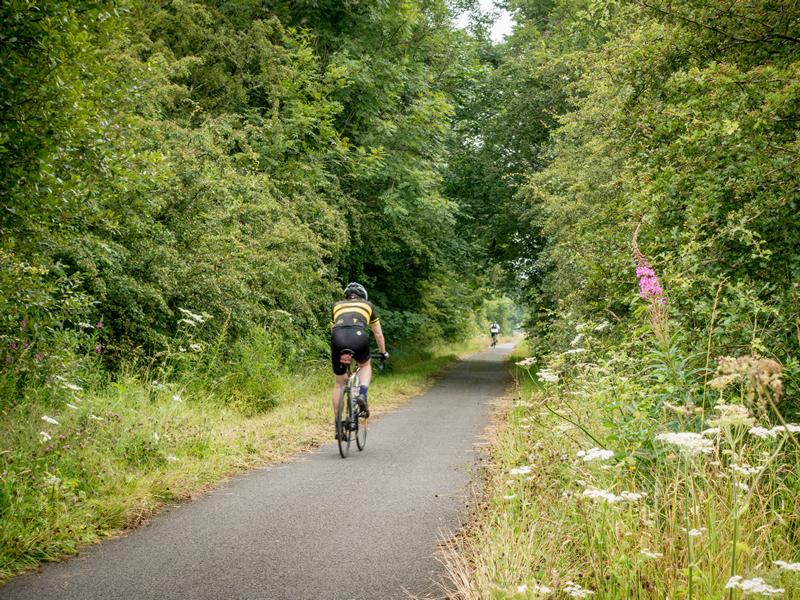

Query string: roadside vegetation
0 0 520 582
0 336 487 582
443 0 799 597
3 0 798 595
449 313 800 598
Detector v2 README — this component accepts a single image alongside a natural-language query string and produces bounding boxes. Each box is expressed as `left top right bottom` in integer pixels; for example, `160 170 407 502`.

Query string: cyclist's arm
370 322 387 354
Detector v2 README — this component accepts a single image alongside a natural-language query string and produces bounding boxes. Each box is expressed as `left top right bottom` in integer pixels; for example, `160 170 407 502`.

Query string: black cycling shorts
331 326 370 375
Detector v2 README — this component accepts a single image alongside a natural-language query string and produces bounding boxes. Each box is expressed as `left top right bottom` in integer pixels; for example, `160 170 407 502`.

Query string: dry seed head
709 356 783 414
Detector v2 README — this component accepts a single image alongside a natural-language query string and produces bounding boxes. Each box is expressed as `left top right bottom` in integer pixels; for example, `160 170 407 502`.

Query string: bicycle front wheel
336 387 351 458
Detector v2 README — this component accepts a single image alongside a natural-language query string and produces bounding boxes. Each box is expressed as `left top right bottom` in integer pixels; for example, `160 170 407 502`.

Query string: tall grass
445 333 800 599
0 331 483 583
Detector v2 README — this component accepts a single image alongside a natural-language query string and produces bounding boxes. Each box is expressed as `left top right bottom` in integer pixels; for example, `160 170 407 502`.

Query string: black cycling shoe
355 394 370 418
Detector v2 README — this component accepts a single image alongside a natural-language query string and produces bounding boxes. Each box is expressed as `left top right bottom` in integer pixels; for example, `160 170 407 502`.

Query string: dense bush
0 0 494 401
448 0 799 402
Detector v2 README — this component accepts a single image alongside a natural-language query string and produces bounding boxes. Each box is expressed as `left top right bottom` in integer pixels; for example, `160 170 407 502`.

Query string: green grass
0 337 484 583
444 340 800 599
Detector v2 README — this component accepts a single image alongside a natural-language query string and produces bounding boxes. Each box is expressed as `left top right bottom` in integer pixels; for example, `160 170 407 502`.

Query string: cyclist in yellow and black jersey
330 297 380 330
330 283 387 435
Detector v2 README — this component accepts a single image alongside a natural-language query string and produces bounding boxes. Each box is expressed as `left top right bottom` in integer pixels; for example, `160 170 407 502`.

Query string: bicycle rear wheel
336 387 351 458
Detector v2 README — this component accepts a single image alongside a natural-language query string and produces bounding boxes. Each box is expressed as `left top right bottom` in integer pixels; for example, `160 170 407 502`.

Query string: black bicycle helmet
343 282 368 300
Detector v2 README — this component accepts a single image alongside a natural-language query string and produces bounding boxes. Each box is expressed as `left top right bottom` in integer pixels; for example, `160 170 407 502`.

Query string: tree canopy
2 0 798 398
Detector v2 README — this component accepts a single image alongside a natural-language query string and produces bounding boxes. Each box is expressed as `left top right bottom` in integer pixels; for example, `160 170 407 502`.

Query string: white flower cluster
708 403 754 428
516 357 536 367
41 415 59 425
517 583 552 595
54 375 83 392
749 424 800 438
655 431 714 455
537 368 559 383
725 576 784 596
178 307 206 323
509 465 533 476
577 448 614 462
515 567 598 596
582 488 644 504
684 527 706 538
639 549 663 559
563 581 594 598
731 463 761 476
774 561 800 572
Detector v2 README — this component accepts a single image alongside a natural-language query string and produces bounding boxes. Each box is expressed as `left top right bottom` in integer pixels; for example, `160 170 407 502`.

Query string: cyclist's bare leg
332 373 348 417
354 360 372 416
357 360 372 387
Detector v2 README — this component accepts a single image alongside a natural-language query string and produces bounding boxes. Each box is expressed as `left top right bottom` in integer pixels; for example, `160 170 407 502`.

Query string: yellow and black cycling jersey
330 299 379 329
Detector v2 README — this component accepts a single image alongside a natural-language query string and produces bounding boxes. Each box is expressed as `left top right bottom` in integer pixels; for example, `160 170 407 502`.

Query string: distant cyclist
490 321 500 347
330 282 388 439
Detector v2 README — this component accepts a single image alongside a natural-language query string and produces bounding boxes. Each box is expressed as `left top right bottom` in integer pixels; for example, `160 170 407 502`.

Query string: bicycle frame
336 352 384 458
344 360 361 401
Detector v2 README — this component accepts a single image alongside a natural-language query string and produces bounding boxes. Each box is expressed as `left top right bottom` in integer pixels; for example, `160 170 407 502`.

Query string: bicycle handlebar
371 353 387 372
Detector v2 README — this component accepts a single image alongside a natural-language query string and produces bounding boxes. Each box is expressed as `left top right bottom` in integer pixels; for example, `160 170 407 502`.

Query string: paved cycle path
1 343 515 600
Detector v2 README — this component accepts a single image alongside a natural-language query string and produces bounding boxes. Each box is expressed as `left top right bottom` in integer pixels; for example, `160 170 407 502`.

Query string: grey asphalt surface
1 342 515 600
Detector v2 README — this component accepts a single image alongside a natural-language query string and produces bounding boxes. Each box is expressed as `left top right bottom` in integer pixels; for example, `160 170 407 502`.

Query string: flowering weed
445 324 800 599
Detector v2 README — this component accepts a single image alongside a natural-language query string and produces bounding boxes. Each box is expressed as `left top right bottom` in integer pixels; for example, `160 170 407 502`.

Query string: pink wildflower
636 263 663 300
632 221 668 341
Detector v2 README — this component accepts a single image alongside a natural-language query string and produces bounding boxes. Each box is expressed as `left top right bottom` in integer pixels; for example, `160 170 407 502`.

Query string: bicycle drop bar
371 353 387 371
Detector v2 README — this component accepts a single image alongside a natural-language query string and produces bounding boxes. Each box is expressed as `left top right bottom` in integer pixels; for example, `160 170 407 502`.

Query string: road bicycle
491 333 498 348
336 352 385 458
